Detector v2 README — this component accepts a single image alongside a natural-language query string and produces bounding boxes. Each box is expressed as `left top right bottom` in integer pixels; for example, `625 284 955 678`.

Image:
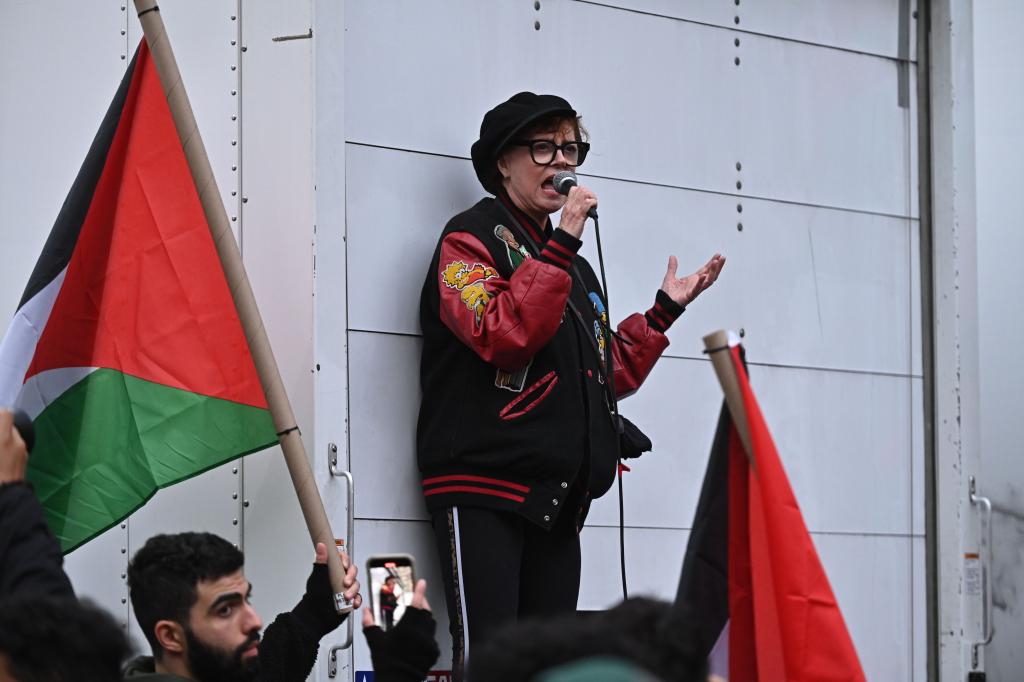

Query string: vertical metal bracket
969 476 995 670
327 442 354 677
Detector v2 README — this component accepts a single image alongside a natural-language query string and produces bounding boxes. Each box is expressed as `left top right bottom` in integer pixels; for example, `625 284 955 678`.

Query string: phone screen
367 555 415 631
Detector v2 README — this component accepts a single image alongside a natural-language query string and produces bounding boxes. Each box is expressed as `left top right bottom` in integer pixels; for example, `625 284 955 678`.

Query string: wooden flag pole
702 330 754 464
133 1 351 612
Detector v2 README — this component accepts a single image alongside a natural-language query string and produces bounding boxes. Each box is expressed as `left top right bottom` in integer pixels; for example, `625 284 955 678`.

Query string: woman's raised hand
660 253 726 306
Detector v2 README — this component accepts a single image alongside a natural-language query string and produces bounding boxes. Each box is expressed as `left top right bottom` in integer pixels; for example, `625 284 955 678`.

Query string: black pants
431 504 582 680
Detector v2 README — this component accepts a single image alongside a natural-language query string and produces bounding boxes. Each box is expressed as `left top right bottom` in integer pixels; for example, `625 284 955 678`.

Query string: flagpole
702 330 754 464
133 1 351 612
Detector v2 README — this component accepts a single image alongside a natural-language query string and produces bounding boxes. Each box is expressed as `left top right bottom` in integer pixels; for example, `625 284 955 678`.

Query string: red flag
674 343 865 681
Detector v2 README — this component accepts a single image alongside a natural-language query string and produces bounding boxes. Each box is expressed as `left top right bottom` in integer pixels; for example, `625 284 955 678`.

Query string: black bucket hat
471 91 577 195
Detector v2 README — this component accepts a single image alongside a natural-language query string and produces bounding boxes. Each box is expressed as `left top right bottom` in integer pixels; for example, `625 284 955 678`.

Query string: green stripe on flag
27 368 277 552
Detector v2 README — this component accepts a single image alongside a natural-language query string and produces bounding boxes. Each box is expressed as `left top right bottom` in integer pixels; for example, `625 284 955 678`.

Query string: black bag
616 414 652 459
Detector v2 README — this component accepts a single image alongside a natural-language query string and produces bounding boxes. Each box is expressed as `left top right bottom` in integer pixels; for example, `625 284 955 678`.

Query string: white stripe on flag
0 267 67 409
17 367 99 419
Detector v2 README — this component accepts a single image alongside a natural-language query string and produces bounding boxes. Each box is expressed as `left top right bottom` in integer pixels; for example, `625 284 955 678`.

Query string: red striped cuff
537 228 582 270
645 289 685 333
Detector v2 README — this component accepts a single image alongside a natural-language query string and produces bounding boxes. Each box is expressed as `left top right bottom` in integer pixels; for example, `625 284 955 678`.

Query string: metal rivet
121 548 127 554
121 55 126 60
535 0 540 8
735 0 740 5
232 493 238 499
231 15 237 20
735 38 740 47
739 328 746 338
231 89 237 96
121 5 126 10
736 203 743 213
231 140 237 146
737 222 743 232
243 500 250 508
543 515 551 522
231 165 237 171
231 190 237 196
231 65 237 71
736 180 742 190
534 20 541 30
912 10 918 19
232 518 239 525
241 46 248 52
231 115 237 121
552 499 559 506
121 573 126 579
231 216 238 222
120 523 126 529
231 40 237 46
316 363 321 371
736 161 742 171
734 57 741 66
734 16 740 24
560 481 568 489
121 30 126 36
121 598 127 604
232 467 238 474
241 196 248 204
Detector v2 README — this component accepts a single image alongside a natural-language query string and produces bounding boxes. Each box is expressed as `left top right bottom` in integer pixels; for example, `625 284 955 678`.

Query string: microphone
552 170 598 220
12 410 35 454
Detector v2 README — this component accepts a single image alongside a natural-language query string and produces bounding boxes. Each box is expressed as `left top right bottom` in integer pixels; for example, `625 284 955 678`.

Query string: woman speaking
416 92 724 677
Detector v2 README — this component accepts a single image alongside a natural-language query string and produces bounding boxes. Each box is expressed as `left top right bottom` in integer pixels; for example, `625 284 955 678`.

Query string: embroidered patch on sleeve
589 291 609 381
442 260 499 323
494 224 531 269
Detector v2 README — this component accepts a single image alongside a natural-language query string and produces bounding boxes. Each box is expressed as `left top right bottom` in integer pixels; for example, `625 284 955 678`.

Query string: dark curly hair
0 595 130 681
466 597 707 682
127 532 244 658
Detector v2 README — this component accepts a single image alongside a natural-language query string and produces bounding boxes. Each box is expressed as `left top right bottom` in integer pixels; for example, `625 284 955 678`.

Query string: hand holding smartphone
366 554 416 631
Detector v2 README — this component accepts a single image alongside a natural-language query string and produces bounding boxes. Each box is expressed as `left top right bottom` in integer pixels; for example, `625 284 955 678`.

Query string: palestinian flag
0 41 277 552
672 340 865 680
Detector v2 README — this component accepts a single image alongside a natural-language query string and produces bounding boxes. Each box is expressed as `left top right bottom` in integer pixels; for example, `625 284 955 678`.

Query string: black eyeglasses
508 139 590 167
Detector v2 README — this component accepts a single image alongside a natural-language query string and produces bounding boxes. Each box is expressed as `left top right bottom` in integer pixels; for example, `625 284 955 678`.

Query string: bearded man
123 531 360 682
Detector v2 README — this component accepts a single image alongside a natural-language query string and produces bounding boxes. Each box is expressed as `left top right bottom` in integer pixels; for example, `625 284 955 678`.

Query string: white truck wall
344 1 923 679
974 0 1024 678
0 1 925 680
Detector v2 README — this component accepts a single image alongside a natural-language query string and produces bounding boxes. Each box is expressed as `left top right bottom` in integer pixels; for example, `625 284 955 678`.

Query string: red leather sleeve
611 290 686 397
610 313 670 398
437 232 572 370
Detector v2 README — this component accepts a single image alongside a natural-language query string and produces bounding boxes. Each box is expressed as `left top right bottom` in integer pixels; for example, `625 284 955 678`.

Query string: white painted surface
974 1 1024 678
313 0 353 676
349 331 425 522
595 0 917 60
736 31 915 216
929 0 985 676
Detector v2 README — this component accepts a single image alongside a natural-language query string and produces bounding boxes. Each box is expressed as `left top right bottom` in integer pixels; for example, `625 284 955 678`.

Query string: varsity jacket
416 195 683 530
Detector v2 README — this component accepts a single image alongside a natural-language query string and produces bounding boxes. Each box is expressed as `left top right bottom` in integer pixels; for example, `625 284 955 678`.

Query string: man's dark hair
467 598 707 682
127 532 244 657
0 595 130 682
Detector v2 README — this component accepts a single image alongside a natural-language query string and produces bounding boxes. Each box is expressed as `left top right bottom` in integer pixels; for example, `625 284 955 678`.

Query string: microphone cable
551 172 629 600
590 213 629 601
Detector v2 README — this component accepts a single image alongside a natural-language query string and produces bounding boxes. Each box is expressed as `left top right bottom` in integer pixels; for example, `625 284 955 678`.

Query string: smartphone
366 554 416 631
